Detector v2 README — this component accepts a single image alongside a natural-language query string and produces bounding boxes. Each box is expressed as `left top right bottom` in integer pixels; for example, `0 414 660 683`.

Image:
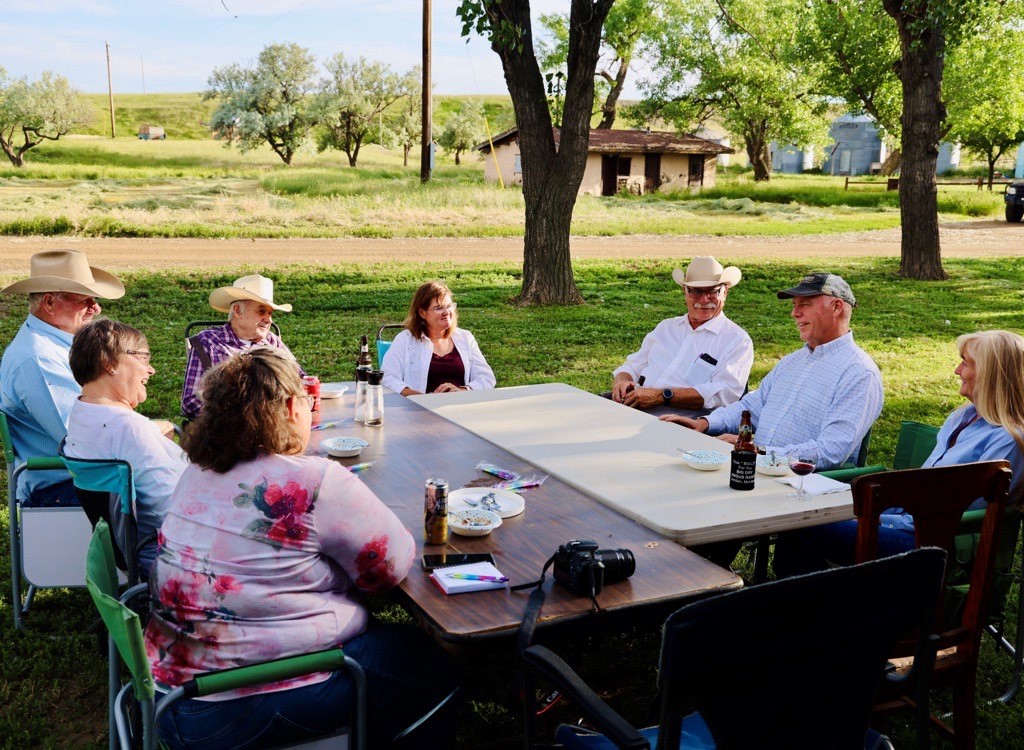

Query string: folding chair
58 440 143 585
86 521 368 750
375 323 404 367
853 460 1012 750
522 548 946 750
1 411 89 632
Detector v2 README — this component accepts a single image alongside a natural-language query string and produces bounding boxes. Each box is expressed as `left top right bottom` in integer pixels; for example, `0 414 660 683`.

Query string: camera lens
595 548 635 584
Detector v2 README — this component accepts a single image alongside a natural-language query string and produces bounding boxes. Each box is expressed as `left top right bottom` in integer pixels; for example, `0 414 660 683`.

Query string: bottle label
729 451 756 490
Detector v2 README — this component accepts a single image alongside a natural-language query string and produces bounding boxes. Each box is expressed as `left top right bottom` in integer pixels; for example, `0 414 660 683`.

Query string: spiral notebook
429 561 509 595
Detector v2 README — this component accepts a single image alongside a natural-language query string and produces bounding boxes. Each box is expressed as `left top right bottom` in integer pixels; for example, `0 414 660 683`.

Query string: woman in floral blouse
145 348 459 749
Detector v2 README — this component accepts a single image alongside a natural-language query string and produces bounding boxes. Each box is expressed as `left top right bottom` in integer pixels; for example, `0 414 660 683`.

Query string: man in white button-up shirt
611 256 753 412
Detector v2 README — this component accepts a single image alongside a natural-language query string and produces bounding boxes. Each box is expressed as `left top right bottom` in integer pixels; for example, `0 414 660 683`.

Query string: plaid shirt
181 323 304 418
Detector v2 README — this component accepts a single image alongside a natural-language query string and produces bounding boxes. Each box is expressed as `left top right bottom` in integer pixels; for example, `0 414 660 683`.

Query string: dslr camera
552 540 636 598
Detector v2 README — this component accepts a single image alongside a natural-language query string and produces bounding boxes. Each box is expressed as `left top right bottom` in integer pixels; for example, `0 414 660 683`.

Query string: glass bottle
730 410 756 491
357 334 373 370
365 369 385 426
354 366 369 422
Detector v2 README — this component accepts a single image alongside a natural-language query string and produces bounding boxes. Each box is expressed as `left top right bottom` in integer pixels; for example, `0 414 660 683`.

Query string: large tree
0 69 92 167
389 66 423 168
637 0 828 182
880 0 1001 280
538 0 655 129
314 55 417 168
204 43 319 166
458 0 614 305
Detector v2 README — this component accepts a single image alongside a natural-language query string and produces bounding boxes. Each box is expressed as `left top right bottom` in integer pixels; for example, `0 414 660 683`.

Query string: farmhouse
475 128 733 195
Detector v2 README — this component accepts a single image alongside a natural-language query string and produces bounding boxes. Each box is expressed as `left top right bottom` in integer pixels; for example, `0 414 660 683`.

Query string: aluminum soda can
302 375 321 412
424 478 449 544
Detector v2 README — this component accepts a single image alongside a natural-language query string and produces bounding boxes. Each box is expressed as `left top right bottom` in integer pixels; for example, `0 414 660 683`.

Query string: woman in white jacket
382 281 496 395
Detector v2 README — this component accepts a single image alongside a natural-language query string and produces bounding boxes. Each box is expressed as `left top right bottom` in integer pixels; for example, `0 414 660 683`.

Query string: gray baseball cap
777 272 857 307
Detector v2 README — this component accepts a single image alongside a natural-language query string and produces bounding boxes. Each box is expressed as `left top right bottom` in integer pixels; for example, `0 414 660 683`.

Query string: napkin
775 473 850 496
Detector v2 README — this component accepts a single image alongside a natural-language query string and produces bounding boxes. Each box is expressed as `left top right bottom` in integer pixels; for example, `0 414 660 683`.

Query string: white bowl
756 454 790 477
320 382 349 399
449 508 502 537
320 436 368 458
683 449 729 471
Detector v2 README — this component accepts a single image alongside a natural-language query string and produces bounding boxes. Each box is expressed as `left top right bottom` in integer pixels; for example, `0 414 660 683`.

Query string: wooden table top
413 383 856 546
308 388 741 642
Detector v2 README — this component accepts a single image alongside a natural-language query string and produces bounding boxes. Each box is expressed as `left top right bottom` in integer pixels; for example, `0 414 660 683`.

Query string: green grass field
1 256 1024 747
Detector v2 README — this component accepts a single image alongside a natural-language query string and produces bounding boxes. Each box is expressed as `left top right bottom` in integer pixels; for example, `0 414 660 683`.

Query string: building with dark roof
474 127 734 195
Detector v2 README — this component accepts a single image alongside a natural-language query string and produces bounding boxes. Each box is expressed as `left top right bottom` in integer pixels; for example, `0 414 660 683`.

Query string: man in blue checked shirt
0 250 125 506
663 272 883 471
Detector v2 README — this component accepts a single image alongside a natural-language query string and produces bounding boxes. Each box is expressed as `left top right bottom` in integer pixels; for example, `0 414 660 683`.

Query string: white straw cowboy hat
0 249 125 298
209 274 293 313
671 256 742 289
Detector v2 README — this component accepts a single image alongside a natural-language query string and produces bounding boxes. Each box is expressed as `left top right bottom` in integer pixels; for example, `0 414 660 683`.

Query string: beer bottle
730 410 756 491
356 334 373 370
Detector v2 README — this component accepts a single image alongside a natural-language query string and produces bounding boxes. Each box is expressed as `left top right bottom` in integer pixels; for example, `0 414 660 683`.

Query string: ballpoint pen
348 461 375 473
445 573 509 582
311 421 339 431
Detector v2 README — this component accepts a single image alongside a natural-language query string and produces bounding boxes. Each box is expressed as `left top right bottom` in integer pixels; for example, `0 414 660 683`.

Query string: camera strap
511 553 601 655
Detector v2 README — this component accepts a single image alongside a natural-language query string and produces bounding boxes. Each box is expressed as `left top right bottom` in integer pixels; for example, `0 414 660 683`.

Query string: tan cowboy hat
671 256 742 289
0 249 125 298
209 274 293 313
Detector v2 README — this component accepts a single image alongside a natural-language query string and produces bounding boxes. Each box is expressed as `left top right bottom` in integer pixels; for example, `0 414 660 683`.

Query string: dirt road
0 220 1018 275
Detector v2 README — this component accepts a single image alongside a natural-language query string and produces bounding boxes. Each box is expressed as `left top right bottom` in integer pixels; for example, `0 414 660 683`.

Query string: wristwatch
662 388 673 404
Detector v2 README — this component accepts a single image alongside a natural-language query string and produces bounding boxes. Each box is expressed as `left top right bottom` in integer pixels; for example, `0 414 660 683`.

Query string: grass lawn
0 136 1004 239
1 256 1024 747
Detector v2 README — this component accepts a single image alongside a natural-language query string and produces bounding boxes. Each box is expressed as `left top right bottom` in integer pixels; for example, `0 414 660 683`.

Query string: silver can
424 478 449 545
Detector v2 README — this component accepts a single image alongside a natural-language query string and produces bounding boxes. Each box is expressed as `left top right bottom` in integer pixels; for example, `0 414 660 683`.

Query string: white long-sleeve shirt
381 327 496 394
613 313 753 409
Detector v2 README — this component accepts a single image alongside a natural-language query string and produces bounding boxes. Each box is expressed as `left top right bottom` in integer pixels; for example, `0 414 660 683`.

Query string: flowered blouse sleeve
314 462 416 593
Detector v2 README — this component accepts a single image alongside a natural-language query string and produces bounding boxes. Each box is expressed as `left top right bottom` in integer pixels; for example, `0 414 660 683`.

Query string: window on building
514 154 522 175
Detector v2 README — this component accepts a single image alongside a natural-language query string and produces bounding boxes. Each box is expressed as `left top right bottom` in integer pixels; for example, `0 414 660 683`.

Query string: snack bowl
682 449 729 472
320 436 369 458
320 382 349 399
449 508 503 537
756 454 790 477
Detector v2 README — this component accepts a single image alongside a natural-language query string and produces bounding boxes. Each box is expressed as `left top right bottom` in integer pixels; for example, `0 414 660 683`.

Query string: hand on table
716 433 738 446
433 383 467 393
152 419 176 439
659 415 709 433
623 387 662 410
611 379 634 403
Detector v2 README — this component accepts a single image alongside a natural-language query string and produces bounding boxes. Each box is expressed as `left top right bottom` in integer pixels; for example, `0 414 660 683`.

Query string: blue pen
446 573 509 582
311 421 339 431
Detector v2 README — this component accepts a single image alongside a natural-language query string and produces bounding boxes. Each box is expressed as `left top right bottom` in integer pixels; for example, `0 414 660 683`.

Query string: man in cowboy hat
181 274 303 419
611 256 753 412
663 272 882 470
0 249 125 506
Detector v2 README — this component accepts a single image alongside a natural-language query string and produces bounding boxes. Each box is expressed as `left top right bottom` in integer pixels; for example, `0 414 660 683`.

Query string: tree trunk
455 149 462 166
0 136 24 167
403 145 410 167
988 154 997 189
489 0 613 305
879 149 901 176
744 127 771 182
596 54 630 130
885 0 947 280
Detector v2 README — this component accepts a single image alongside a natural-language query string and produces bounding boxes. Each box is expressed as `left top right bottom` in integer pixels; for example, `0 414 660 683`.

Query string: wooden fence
844 176 1015 191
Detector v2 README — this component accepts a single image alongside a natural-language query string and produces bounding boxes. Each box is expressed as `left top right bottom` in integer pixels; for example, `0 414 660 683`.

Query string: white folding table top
412 383 854 546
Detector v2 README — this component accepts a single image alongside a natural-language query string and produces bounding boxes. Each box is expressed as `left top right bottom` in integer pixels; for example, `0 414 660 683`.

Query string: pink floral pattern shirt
144 453 415 700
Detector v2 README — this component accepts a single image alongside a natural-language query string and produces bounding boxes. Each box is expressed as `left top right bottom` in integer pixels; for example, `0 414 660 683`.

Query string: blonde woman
381 280 496 395
775 330 1024 577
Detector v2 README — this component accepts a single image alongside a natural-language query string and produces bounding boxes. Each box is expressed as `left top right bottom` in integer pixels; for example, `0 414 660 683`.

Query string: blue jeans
159 623 461 750
24 478 77 508
773 520 916 579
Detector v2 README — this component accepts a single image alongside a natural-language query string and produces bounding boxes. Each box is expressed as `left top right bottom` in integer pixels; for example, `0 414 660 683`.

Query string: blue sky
3 0 593 96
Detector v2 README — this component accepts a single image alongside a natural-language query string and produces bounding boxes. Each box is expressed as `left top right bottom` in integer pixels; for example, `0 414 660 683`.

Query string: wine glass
787 454 817 501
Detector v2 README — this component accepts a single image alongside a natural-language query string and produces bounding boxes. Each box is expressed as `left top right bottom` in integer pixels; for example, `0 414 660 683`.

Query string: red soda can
302 375 321 412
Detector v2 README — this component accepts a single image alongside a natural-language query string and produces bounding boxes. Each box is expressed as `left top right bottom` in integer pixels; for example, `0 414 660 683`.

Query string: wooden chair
852 460 1012 750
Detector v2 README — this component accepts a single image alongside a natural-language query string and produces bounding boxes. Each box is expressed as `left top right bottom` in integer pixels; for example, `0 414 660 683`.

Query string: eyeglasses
685 286 725 299
125 350 152 363
430 303 457 314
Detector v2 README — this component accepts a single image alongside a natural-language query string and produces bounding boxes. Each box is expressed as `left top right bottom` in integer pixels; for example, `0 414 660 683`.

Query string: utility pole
420 0 432 183
105 42 116 138
141 54 146 95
